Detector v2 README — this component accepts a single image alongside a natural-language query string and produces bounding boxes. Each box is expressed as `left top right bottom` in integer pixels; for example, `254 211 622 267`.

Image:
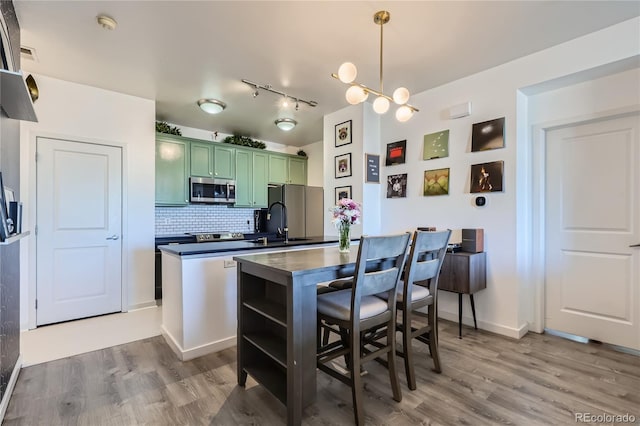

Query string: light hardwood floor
4 320 639 425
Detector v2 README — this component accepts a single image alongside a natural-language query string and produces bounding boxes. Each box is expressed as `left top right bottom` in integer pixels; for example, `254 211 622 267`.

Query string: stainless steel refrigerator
266 185 324 238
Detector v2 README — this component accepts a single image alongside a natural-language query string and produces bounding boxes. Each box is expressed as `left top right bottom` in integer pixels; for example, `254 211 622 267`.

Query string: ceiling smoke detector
96 15 117 30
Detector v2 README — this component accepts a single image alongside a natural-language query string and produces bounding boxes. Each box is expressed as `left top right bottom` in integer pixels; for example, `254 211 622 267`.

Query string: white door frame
530 105 640 334
27 131 130 330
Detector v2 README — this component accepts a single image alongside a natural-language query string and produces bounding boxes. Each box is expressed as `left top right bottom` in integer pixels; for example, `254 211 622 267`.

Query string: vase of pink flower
329 198 361 253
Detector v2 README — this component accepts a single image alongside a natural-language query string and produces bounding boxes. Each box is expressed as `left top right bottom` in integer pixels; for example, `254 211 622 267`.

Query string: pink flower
329 198 361 227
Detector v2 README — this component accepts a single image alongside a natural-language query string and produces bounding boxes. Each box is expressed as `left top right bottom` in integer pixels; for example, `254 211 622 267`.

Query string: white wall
301 140 323 187
362 18 639 337
20 74 156 329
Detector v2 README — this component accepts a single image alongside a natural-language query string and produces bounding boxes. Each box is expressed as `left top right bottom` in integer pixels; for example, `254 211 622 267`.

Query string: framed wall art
335 185 352 204
385 140 406 166
424 168 450 196
365 153 380 183
471 117 505 152
386 173 407 198
470 160 504 193
423 130 449 160
335 120 352 147
334 153 352 179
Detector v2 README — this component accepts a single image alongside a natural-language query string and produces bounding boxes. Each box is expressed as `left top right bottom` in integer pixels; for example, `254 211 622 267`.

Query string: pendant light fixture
332 10 419 122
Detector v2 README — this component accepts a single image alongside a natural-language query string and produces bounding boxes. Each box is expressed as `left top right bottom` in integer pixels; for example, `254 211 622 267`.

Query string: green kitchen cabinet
268 153 307 185
235 149 268 208
156 135 190 205
288 156 307 185
190 142 235 179
190 141 213 177
213 145 235 179
268 153 288 184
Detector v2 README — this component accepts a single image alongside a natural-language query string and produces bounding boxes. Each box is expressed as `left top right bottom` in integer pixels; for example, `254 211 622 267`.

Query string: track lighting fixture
252 89 259 98
332 10 419 122
242 79 318 108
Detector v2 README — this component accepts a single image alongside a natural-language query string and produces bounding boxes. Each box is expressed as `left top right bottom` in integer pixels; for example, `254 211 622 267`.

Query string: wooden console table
438 252 486 338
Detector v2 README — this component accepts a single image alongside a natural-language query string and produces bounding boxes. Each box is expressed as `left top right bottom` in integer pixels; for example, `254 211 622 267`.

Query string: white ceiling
14 1 640 147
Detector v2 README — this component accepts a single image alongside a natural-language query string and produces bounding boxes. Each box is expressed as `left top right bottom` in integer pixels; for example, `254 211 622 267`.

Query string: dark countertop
158 235 344 257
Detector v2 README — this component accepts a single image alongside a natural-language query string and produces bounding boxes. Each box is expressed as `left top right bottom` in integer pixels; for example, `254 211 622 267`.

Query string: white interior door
545 112 640 350
36 137 123 326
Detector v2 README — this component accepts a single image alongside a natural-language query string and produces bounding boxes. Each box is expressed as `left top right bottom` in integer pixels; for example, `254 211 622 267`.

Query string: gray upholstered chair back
350 233 411 318
405 230 451 292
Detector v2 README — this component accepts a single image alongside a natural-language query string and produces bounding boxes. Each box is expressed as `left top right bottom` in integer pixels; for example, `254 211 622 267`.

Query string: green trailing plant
155 121 182 136
223 135 266 149
297 150 307 157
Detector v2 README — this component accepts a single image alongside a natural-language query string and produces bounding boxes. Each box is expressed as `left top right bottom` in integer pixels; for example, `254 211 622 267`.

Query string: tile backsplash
155 205 255 235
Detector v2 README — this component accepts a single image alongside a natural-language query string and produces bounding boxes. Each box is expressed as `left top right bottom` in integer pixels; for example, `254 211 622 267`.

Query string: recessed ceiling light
96 15 117 30
275 118 297 131
197 99 226 114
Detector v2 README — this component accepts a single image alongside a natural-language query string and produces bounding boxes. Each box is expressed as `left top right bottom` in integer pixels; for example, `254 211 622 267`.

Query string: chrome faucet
267 201 288 244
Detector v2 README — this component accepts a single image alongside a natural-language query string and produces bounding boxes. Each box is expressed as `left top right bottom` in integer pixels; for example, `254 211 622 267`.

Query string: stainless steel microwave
189 177 236 204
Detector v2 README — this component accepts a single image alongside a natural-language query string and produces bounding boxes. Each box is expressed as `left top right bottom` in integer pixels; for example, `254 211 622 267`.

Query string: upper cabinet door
214 145 235 179
253 152 269 207
268 154 288 184
156 136 190 205
234 149 252 207
190 142 213 177
289 157 307 185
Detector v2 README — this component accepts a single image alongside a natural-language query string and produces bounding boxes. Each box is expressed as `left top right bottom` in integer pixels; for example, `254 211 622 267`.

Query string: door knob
631 243 640 248
106 235 119 240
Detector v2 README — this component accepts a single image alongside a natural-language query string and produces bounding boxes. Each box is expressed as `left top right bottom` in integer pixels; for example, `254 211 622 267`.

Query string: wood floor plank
5 321 639 425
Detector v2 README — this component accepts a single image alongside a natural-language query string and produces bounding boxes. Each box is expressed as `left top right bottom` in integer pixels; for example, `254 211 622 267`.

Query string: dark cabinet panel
439 252 486 294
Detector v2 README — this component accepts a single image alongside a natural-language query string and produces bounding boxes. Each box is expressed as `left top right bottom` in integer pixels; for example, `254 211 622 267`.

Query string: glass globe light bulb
373 96 390 114
338 62 357 84
395 105 414 122
392 87 410 105
345 86 368 105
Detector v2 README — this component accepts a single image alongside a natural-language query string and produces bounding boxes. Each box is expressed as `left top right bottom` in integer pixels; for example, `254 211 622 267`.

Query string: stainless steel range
189 231 245 243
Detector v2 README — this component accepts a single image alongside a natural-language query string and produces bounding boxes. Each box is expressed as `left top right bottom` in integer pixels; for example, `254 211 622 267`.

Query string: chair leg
387 319 402 402
350 328 364 426
428 305 442 373
402 309 417 391
322 322 330 346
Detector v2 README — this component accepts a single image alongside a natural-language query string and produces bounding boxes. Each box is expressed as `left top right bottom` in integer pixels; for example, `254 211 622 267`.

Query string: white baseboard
161 326 236 361
438 311 529 339
0 354 22 423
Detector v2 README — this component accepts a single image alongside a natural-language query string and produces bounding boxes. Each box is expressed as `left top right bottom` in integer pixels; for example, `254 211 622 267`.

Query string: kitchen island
158 236 344 360
233 247 364 426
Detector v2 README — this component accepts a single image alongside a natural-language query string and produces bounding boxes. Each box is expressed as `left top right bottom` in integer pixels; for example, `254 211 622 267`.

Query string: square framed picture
470 161 504 193
335 120 352 147
471 117 505 152
335 185 352 204
386 140 406 166
423 130 449 160
386 173 407 198
424 168 450 196
335 153 352 179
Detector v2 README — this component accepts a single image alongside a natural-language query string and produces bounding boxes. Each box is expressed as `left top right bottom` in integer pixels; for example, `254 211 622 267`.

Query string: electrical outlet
223 260 236 268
